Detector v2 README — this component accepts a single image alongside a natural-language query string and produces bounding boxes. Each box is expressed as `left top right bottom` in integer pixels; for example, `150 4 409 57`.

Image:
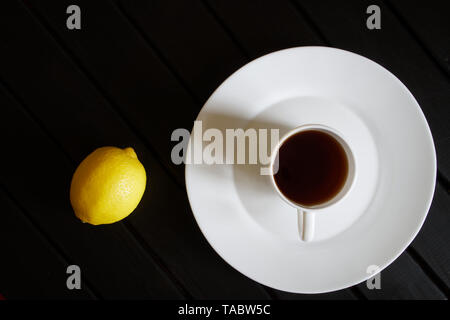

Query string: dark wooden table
0 0 448 300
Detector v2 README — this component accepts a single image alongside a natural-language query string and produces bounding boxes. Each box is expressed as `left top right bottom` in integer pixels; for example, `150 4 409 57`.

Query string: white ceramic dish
185 47 436 293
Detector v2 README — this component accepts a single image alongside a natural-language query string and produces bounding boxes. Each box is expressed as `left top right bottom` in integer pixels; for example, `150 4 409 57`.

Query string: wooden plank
386 0 450 188
116 0 247 103
0 1 270 299
0 188 94 299
388 0 450 77
24 0 199 185
411 183 450 292
206 0 322 59
203 0 448 299
0 85 183 299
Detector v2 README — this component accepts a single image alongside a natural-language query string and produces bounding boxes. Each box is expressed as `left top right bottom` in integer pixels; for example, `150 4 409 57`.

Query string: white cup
269 124 356 242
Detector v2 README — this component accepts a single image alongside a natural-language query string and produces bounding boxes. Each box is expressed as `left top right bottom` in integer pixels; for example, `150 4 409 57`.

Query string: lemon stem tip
124 147 137 159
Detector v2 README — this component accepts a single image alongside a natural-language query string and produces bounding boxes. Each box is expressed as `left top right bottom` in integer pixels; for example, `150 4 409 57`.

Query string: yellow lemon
70 147 146 225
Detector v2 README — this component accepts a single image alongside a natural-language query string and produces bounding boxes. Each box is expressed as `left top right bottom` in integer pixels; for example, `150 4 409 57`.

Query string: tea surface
273 130 348 207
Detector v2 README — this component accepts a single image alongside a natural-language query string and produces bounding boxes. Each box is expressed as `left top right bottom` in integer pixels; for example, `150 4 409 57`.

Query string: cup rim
269 124 357 212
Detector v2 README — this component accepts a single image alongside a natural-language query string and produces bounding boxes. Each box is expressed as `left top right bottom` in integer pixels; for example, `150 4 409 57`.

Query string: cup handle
297 209 315 242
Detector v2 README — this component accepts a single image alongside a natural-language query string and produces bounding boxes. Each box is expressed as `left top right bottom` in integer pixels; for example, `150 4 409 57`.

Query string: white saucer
185 47 436 293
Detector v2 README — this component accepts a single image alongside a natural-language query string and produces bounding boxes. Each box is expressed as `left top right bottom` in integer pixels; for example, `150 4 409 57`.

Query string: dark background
0 0 448 300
